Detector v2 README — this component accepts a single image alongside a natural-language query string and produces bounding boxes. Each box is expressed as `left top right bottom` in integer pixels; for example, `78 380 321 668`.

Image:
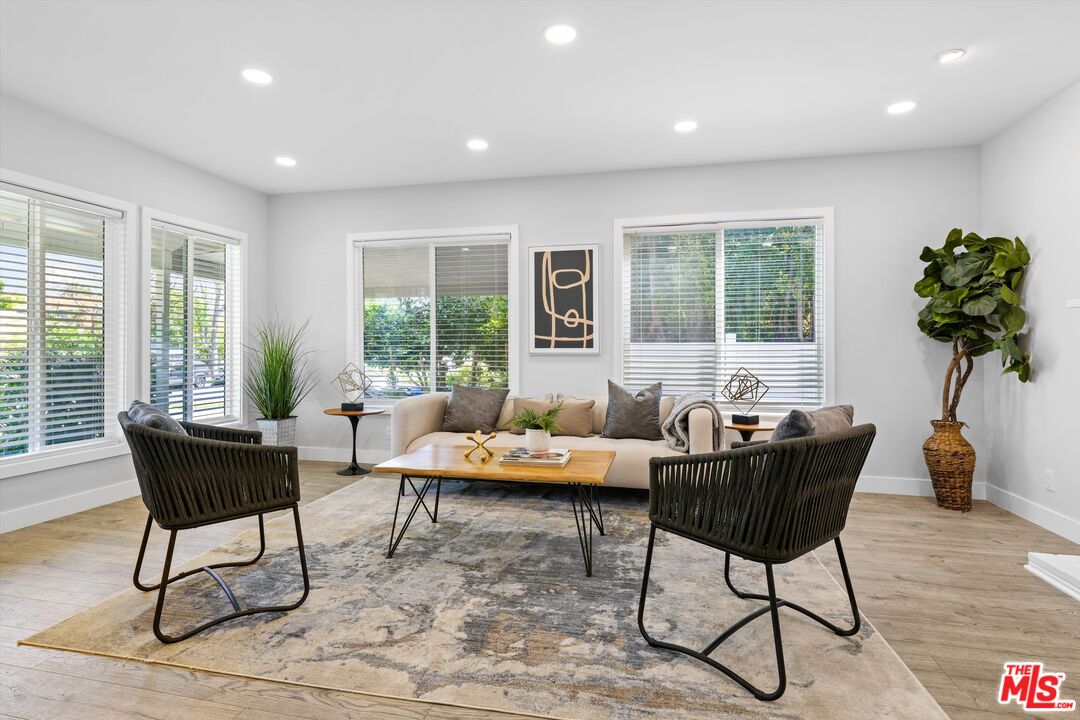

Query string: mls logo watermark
999 662 1076 712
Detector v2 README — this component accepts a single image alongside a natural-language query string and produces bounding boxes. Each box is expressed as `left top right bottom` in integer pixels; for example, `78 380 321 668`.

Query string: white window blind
0 186 125 459
148 221 242 422
622 219 826 411
355 235 510 399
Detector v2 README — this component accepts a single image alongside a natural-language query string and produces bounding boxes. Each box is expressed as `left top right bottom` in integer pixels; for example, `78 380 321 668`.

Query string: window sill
0 440 131 480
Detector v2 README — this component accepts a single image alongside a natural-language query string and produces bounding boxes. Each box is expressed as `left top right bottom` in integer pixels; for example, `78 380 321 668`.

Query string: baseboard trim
298 446 389 465
986 484 1080 545
0 477 139 534
1025 553 1080 601
857 475 987 500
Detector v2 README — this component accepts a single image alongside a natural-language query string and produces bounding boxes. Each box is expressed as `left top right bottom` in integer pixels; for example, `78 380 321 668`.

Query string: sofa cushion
507 397 595 436
496 394 553 432
771 404 855 442
558 394 676 435
127 400 187 435
442 386 510 433
602 380 663 440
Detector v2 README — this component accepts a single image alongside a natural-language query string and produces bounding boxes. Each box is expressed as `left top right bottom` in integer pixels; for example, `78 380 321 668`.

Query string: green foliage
508 402 563 433
915 228 1032 420
243 319 318 420
628 226 817 344
362 294 509 395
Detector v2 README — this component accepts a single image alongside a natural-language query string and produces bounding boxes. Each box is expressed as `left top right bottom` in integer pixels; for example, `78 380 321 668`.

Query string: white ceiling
2 0 1079 195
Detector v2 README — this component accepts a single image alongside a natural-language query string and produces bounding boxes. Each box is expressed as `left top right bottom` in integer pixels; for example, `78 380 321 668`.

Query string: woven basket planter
922 420 975 512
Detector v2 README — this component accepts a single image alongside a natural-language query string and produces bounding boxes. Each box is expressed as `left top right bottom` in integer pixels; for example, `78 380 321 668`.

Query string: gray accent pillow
441 386 511 433
128 400 187 435
771 404 854 442
602 380 663 440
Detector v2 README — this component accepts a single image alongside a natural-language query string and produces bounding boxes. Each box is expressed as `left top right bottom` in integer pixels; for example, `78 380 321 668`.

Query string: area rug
22 475 946 720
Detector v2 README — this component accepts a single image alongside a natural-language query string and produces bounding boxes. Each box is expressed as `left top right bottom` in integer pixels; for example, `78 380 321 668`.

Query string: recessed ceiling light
673 120 698 133
241 68 273 85
543 24 577 45
886 100 917 115
935 48 966 65
275 156 297 167
466 138 489 151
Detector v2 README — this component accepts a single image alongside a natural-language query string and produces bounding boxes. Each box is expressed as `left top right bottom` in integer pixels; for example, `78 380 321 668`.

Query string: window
618 212 830 411
146 215 243 422
349 228 516 401
0 181 128 460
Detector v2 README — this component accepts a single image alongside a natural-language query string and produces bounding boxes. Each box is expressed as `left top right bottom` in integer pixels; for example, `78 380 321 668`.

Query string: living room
0 1 1077 719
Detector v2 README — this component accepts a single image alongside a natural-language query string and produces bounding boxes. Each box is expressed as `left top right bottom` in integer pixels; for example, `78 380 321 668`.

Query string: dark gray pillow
602 380 663 440
128 400 187 435
441 386 510 433
771 404 854 442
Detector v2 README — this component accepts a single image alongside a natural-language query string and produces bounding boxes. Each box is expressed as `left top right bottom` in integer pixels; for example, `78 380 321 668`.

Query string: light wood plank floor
1 461 1077 719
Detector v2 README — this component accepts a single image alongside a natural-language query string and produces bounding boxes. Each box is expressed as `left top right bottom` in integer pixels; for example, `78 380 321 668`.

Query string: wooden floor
1 461 1077 720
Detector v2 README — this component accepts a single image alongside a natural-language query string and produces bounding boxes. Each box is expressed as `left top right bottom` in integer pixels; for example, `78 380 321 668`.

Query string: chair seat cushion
128 400 187 435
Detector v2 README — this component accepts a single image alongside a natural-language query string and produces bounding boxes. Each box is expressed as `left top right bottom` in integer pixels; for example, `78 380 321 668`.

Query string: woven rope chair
119 412 310 643
637 424 876 701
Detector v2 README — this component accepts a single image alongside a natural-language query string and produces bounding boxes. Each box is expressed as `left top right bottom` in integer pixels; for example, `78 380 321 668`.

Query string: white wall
0 93 269 531
980 81 1080 543
268 147 984 489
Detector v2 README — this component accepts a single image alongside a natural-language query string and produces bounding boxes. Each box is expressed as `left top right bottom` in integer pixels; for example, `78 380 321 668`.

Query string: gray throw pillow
128 400 187 435
602 380 663 440
771 404 854 442
442 386 511 434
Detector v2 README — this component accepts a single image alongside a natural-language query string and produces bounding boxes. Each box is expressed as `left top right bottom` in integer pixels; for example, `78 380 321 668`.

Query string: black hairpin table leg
387 474 438 558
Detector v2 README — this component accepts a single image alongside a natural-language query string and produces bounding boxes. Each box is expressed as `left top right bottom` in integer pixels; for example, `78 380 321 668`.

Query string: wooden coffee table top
373 444 615 485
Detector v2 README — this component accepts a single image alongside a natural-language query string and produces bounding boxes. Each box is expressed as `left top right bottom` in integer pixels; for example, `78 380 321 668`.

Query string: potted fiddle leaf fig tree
915 228 1032 512
243 319 319 446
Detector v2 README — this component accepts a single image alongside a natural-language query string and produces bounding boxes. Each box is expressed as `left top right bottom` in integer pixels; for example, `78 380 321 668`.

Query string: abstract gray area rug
23 476 946 720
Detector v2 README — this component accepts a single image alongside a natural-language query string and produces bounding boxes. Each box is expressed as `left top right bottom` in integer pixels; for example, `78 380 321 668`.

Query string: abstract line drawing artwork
530 244 599 354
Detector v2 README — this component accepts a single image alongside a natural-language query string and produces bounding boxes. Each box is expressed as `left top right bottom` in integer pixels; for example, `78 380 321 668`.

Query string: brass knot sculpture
464 429 497 462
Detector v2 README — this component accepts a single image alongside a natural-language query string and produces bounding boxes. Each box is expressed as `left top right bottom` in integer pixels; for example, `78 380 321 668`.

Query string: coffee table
373 444 615 576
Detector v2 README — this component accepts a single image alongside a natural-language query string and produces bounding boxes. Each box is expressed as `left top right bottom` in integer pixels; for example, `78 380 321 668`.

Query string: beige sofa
390 393 720 490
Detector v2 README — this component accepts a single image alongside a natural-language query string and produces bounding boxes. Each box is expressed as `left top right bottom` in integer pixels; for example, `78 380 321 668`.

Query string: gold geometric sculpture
720 367 769 424
333 362 374 410
464 429 497 462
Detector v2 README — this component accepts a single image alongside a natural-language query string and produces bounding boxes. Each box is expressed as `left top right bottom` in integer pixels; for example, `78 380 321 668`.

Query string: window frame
345 225 520 408
140 208 246 426
612 208 835 413
0 168 137 478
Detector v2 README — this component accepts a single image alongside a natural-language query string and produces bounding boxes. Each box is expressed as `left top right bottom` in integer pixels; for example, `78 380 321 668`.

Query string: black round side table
323 408 385 476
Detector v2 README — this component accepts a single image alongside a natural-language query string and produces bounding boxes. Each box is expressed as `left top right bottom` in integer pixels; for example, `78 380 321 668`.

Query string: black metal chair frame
637 424 876 701
120 413 311 643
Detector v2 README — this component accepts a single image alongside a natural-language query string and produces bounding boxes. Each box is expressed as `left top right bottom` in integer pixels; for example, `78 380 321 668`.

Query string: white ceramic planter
257 416 297 446
525 428 552 453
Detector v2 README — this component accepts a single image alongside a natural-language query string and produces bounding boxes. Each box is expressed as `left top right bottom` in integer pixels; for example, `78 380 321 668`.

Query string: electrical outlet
385 423 392 441
1044 469 1055 492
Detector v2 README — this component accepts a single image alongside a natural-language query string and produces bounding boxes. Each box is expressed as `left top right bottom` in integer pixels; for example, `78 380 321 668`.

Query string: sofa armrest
390 393 449 456
688 406 719 454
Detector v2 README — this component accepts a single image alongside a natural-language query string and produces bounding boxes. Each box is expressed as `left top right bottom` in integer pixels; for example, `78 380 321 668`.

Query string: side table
323 408 385 476
725 421 777 443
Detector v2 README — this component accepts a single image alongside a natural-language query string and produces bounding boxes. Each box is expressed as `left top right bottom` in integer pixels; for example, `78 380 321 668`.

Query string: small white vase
525 429 551 453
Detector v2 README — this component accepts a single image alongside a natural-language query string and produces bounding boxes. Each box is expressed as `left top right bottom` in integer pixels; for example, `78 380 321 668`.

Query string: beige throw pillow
507 397 595 437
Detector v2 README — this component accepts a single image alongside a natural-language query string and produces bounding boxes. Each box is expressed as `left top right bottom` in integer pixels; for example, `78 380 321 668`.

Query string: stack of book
499 448 572 467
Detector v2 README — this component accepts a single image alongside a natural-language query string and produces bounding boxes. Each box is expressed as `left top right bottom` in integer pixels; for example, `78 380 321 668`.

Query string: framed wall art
529 244 599 354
